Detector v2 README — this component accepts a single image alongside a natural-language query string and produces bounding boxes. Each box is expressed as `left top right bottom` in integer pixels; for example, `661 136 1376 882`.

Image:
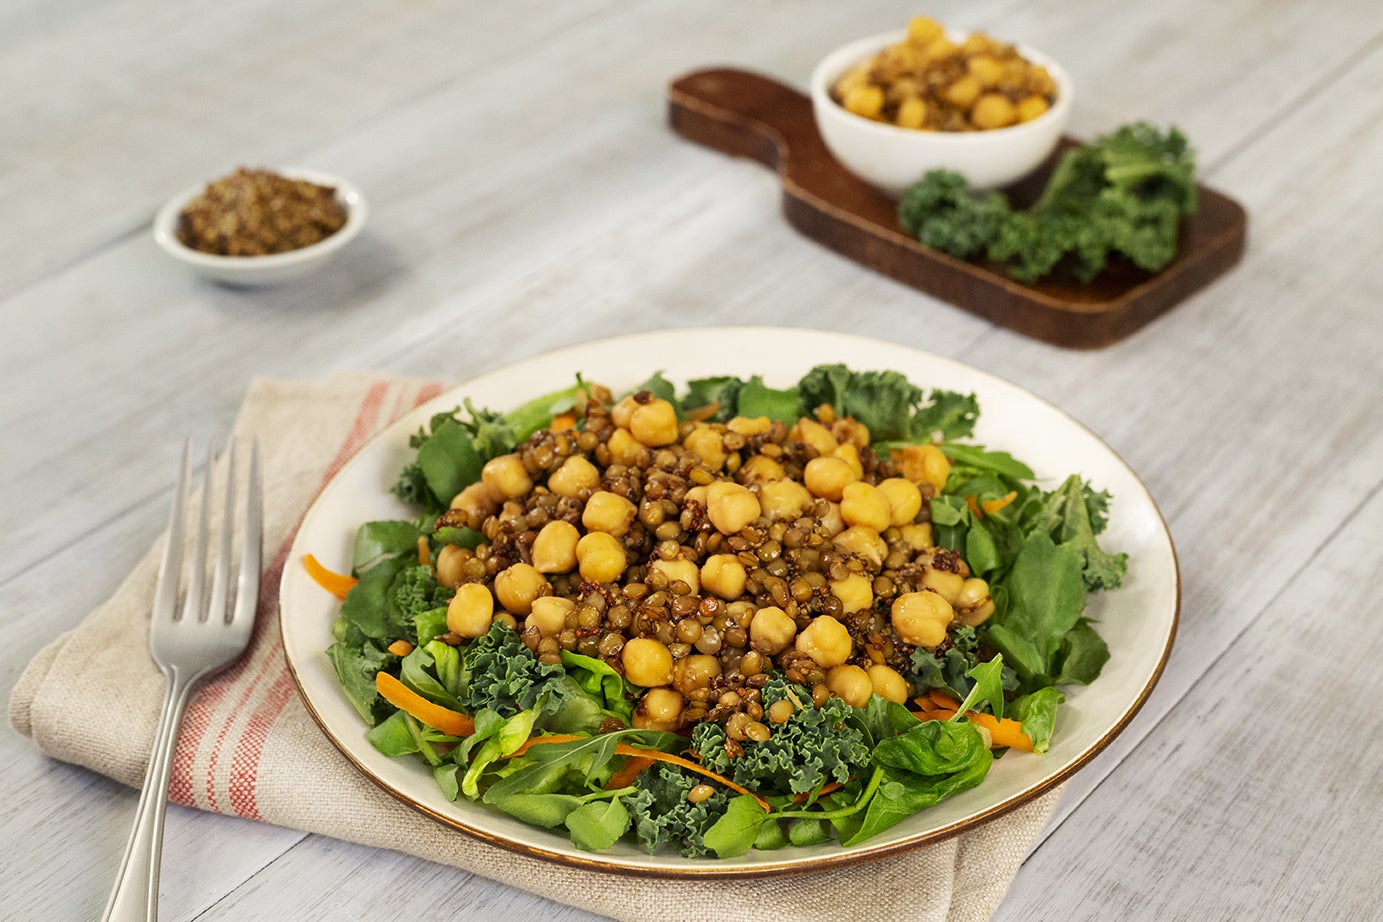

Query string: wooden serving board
667 68 1248 348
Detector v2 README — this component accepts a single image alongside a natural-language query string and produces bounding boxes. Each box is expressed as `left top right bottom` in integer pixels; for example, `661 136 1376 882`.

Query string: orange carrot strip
965 495 983 518
387 639 414 657
615 745 770 812
550 412 577 431
304 553 358 599
606 755 654 790
510 736 769 811
793 780 843 804
417 536 431 567
375 672 475 737
928 689 960 710
967 712 1034 752
981 491 1019 516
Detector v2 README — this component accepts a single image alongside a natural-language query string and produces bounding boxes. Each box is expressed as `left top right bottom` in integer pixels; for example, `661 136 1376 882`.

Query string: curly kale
906 626 1017 705
898 170 1012 259
459 621 562 715
691 677 870 796
390 565 453 625
627 761 732 858
897 122 1197 283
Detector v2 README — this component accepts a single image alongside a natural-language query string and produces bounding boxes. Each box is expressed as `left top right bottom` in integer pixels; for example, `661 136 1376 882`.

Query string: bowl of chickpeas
810 17 1072 194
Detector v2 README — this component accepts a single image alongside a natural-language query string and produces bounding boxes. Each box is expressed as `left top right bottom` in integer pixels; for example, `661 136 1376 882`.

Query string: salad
310 365 1127 858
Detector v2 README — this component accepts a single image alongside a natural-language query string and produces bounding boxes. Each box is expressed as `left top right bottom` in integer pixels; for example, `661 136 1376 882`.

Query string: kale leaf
459 621 563 714
691 677 871 796
627 761 732 858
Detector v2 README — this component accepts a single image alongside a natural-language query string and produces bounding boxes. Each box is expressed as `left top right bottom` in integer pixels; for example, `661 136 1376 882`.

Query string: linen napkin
9 372 1060 922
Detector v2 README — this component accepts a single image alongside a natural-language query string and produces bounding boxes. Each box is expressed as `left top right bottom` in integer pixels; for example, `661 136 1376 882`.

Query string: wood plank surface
2 1 1380 920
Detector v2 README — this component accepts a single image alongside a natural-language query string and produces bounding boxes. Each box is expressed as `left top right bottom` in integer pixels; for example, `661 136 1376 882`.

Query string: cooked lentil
176 167 347 256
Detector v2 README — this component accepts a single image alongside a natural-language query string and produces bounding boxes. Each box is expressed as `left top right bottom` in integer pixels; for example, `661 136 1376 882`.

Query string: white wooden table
3 1 1381 919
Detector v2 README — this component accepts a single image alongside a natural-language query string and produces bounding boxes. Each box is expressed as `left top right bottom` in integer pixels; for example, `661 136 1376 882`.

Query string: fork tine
232 439 263 625
152 440 192 625
180 441 215 623
206 440 236 625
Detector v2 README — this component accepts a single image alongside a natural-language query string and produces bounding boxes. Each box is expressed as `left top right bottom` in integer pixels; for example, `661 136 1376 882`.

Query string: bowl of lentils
153 166 367 285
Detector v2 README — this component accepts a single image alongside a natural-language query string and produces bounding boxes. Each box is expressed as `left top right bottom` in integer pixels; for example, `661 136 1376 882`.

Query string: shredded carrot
387 639 414 657
303 553 358 599
914 691 1034 752
374 672 475 737
605 755 654 790
417 536 431 567
793 780 843 804
685 402 721 422
512 736 770 811
966 495 983 518
981 491 1019 516
550 412 577 431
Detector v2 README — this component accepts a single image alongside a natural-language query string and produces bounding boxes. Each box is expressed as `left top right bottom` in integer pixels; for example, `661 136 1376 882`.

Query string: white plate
280 327 1179 877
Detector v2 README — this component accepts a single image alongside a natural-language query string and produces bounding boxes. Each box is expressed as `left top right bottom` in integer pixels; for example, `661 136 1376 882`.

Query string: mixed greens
320 364 1127 857
898 121 1197 282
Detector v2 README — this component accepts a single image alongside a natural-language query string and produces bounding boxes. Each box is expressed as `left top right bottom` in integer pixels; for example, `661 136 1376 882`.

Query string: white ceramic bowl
810 30 1073 195
152 167 367 286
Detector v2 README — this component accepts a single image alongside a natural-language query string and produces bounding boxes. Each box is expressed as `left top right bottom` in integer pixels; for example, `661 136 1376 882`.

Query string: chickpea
610 394 639 429
892 591 953 648
945 75 981 109
867 664 911 704
527 595 575 636
672 654 722 697
683 426 727 471
954 577 996 626
622 638 674 687
700 554 747 600
481 454 532 501
906 15 943 45
971 93 1017 130
726 415 772 435
896 96 928 129
650 557 700 594
803 456 858 501
1017 95 1050 122
840 481 891 532
633 687 685 732
795 615 853 668
819 501 846 536
446 583 494 639
494 562 547 615
706 481 760 534
547 455 600 498
788 418 838 457
767 698 795 724
898 522 935 551
607 427 644 466
829 572 874 614
834 443 864 478
877 477 923 526
576 532 627 583
826 665 873 708
843 84 884 119
583 490 637 536
833 526 888 570
749 605 798 654
435 544 467 588
738 455 784 484
968 55 1004 88
897 444 951 492
449 481 497 520
630 398 679 447
757 479 812 521
531 520 580 573
921 566 964 604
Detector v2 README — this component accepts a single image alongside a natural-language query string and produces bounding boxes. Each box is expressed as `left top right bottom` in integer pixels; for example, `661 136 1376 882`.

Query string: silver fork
102 439 263 922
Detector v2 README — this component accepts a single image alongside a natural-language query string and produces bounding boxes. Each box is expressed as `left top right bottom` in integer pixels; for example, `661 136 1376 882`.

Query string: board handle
667 68 817 173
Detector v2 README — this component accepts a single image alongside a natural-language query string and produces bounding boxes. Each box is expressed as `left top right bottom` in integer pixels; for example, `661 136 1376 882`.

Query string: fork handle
102 667 198 922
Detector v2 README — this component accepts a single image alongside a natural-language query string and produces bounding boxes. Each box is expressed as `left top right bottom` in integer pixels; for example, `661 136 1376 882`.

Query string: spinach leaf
416 418 482 510
352 518 429 574
1010 688 1065 754
984 531 1086 688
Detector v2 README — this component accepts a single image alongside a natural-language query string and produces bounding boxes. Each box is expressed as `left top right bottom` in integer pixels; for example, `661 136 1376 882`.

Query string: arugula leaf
951 655 1006 721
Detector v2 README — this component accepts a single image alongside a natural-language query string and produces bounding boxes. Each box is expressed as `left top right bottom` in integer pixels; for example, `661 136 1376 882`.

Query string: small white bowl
810 30 1073 195
153 167 367 286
